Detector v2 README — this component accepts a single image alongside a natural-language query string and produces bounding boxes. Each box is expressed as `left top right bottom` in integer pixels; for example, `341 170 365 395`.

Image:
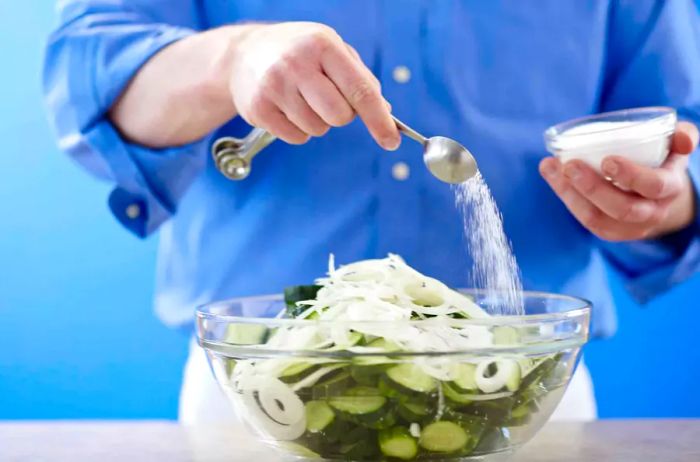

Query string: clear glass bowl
544 106 676 172
196 290 591 461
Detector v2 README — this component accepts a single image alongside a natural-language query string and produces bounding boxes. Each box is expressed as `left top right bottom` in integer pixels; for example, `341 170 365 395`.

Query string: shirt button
392 65 411 84
125 204 141 219
392 162 410 181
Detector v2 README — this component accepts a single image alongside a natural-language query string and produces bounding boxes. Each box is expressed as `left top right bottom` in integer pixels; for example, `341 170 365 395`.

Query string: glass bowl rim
196 289 591 328
544 106 676 141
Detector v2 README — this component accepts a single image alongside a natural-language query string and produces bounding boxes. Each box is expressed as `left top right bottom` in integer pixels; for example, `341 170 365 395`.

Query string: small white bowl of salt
544 107 677 173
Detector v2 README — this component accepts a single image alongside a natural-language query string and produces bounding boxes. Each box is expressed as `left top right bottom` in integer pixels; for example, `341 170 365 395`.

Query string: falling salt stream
453 172 525 316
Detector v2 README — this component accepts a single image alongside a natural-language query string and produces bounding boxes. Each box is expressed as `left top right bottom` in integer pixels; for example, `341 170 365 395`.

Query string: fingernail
603 160 619 177
564 165 581 182
384 136 400 151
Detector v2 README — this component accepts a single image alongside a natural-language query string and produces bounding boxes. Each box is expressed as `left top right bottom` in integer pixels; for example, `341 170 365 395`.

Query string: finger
279 90 330 137
256 100 310 145
562 160 656 223
671 121 699 154
601 155 686 200
344 43 382 89
298 74 355 127
539 158 644 241
321 44 400 150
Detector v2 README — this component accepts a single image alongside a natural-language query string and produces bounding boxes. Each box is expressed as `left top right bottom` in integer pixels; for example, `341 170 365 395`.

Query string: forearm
109 25 256 148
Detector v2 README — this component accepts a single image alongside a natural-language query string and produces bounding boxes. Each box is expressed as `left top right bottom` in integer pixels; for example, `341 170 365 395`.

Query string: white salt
454 172 524 316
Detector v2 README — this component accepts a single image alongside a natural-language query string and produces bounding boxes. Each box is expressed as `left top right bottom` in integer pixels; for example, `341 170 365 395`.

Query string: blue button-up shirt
44 0 700 337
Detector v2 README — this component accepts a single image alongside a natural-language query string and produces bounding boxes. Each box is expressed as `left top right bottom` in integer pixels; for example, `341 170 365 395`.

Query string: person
43 1 700 423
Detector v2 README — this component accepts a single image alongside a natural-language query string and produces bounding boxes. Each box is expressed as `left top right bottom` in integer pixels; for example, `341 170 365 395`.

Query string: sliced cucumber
351 364 388 386
311 371 353 399
387 364 437 393
378 427 418 460
452 363 478 391
353 355 395 366
350 408 397 430
442 382 473 405
397 401 430 421
305 400 335 433
224 358 237 378
492 326 520 345
279 362 318 384
329 387 387 415
367 337 401 352
419 421 469 453
283 285 321 317
224 324 268 345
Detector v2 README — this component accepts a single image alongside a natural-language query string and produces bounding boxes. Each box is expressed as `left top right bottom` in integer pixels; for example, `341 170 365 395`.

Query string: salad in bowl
196 255 590 460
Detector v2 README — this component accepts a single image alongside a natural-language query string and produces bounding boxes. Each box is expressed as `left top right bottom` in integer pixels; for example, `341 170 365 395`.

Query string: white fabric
178 340 597 424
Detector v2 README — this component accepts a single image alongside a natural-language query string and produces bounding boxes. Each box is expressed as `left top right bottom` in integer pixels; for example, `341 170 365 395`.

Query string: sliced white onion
475 359 519 393
290 365 346 392
237 376 306 440
449 390 515 401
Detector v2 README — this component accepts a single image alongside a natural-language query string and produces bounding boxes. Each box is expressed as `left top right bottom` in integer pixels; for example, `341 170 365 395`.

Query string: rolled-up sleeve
43 0 207 237
598 0 700 303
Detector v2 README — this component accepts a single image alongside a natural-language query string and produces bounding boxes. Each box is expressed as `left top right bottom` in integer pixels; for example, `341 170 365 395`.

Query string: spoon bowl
391 115 477 184
423 135 478 184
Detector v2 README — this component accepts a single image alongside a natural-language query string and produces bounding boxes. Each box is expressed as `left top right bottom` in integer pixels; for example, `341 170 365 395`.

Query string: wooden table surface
1 420 698 461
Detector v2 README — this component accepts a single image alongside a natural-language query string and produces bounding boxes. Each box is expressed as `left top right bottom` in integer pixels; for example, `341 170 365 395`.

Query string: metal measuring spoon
212 116 477 183
391 115 478 184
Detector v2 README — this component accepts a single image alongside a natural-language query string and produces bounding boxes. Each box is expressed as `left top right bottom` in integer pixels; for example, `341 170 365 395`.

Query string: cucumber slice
367 337 402 352
329 387 387 415
351 364 388 386
379 427 418 460
419 421 469 453
397 401 430 422
387 364 437 393
305 400 335 433
492 326 520 345
353 355 395 366
224 324 268 345
311 371 352 399
279 362 318 383
224 358 237 378
283 285 321 317
442 382 473 405
452 363 478 391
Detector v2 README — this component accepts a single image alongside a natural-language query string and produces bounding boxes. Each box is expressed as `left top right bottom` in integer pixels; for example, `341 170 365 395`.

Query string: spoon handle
392 115 428 146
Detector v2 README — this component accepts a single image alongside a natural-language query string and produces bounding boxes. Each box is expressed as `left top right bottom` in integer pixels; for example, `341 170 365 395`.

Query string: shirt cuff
602 158 700 303
85 119 209 238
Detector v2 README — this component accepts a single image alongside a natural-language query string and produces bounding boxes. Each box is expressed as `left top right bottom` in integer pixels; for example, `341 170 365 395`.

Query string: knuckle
288 133 310 145
246 102 267 127
580 208 602 231
312 123 331 137
648 206 667 227
596 228 622 242
348 80 380 106
651 177 667 197
277 54 304 78
304 121 326 137
304 28 336 53
260 71 285 98
326 106 354 127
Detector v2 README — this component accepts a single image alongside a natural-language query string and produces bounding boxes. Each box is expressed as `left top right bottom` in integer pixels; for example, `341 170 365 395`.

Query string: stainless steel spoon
390 115 478 184
211 115 478 183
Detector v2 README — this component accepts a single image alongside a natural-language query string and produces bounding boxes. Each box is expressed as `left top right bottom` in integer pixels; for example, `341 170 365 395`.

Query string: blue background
1 3 698 420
